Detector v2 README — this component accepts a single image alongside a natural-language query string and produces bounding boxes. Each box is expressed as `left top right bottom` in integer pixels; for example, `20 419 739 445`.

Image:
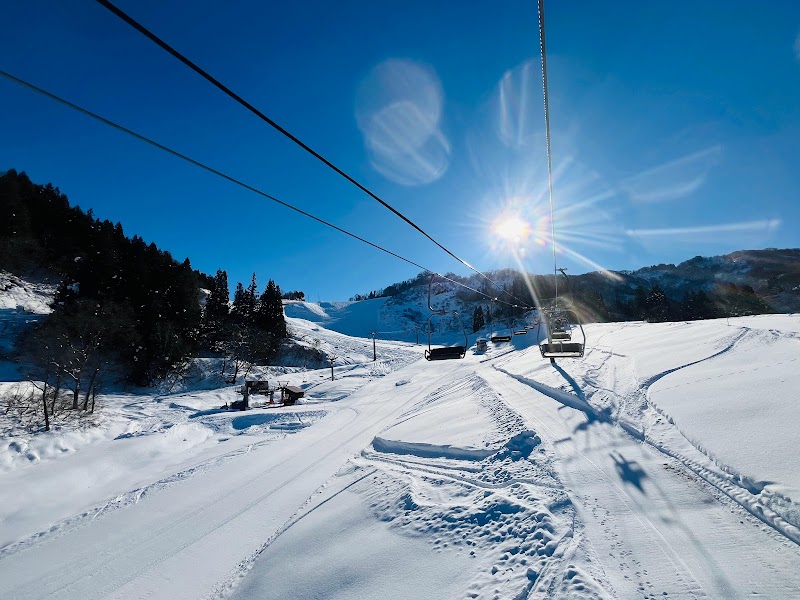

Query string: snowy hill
285 279 530 346
313 248 800 336
284 298 390 338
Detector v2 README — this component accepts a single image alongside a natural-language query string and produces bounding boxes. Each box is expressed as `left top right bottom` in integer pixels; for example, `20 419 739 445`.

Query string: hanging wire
0 69 534 311
94 0 534 310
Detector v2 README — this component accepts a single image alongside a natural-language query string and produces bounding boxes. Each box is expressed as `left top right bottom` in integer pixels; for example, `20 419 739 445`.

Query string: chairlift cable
0 69 533 311
537 0 559 305
94 0 533 310
534 0 586 361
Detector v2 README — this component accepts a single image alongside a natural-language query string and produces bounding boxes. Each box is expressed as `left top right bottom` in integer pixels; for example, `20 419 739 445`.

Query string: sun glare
493 214 530 241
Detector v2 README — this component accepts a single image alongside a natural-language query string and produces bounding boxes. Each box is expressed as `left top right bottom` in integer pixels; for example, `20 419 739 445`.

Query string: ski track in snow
494 328 800 547
487 320 800 597
223 370 613 600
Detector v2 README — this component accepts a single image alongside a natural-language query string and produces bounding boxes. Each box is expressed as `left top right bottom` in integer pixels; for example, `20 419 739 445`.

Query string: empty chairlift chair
490 321 513 343
424 274 468 361
425 314 468 360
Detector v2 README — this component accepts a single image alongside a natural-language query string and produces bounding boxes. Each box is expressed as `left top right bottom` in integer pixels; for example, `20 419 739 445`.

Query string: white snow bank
372 436 496 461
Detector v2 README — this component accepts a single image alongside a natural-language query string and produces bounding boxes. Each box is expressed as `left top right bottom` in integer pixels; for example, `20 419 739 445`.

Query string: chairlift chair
490 318 514 343
425 312 467 360
539 308 585 360
424 274 468 361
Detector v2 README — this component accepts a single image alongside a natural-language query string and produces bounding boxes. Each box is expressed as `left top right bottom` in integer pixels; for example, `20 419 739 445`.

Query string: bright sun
492 214 530 241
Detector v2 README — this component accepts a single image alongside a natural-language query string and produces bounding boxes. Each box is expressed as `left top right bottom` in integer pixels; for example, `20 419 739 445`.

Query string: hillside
608 248 800 312
0 170 290 388
330 248 800 342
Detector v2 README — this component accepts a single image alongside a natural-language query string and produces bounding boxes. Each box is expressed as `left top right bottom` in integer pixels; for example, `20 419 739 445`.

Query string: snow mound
373 373 526 459
372 436 496 461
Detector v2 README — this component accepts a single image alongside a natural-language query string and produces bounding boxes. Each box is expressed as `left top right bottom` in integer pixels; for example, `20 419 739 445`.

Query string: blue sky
2 0 799 299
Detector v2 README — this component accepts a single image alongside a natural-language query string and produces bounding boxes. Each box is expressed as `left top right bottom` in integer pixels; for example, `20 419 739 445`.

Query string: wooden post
41 381 50 432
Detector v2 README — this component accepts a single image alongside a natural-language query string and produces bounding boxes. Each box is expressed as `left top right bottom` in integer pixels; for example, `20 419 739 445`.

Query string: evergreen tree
254 280 285 335
231 282 248 323
633 287 649 320
254 282 273 331
472 305 485 333
206 269 230 322
245 273 258 322
645 284 670 322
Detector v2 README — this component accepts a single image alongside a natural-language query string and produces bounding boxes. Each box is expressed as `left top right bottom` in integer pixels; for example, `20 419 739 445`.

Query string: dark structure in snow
282 386 304 406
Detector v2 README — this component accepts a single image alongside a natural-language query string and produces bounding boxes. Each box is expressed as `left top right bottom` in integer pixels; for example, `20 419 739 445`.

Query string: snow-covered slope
1 294 799 599
284 298 390 338
284 284 533 348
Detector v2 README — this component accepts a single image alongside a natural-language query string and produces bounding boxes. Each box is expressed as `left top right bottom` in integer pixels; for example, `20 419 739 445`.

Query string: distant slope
288 282 532 346
283 298 389 338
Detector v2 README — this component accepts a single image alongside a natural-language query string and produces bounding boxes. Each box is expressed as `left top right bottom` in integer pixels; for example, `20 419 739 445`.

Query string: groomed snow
648 328 800 499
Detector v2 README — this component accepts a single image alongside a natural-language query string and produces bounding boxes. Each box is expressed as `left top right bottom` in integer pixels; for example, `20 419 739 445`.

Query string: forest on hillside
1 170 287 429
352 261 777 333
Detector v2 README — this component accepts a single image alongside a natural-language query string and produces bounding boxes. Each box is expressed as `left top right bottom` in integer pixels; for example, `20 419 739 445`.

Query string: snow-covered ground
1 283 799 599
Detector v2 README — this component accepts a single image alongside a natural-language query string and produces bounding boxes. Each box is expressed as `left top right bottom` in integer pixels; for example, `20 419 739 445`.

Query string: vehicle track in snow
0 361 453 600
2 406 361 600
343 371 614 599
0 435 280 560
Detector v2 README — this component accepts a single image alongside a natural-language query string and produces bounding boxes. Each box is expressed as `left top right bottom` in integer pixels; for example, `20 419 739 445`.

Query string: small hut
283 386 305 406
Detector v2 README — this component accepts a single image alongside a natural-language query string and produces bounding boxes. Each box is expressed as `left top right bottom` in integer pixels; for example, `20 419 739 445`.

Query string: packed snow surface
1 292 799 599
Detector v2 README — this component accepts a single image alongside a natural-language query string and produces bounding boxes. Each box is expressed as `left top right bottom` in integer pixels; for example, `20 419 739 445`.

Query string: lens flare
355 59 450 186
